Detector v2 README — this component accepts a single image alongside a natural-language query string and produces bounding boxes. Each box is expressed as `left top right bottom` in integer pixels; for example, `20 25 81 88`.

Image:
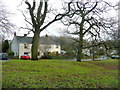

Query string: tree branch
25 1 36 28
20 27 34 33
32 0 36 10
85 2 98 15
18 9 33 26
40 1 47 27
40 2 73 31
37 0 43 24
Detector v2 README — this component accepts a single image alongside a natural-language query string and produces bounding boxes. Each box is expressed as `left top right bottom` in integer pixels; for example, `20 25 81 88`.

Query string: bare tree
0 1 14 40
60 0 117 62
40 34 51 57
0 1 14 53
24 0 71 60
118 1 120 55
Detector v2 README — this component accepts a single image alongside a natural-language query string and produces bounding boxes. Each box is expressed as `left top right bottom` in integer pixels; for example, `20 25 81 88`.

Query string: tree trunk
77 28 83 62
92 52 95 60
31 31 40 60
118 28 120 55
77 17 84 62
77 35 83 62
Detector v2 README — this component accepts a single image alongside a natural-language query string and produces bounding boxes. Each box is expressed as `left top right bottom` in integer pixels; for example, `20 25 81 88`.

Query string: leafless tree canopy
62 0 117 37
58 0 117 61
19 0 118 60
23 0 70 60
0 1 14 40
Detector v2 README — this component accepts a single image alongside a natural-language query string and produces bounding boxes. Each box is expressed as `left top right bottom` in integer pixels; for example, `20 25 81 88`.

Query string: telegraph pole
45 34 48 56
0 35 3 53
118 1 120 55
92 35 95 60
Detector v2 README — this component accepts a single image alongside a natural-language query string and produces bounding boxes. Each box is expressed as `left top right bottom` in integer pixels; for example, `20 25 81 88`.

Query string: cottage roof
15 36 60 45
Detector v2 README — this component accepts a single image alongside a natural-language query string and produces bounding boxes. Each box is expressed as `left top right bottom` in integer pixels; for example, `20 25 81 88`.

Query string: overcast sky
2 0 64 39
2 0 119 39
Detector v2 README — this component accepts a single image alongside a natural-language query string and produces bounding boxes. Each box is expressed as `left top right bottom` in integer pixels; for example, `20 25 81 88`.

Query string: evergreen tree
2 40 9 53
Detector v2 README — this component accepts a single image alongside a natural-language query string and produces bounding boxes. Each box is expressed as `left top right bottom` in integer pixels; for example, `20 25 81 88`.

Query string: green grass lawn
2 59 119 88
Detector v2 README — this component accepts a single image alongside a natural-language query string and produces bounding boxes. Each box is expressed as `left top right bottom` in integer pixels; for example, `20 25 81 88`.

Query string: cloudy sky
2 0 64 39
2 0 119 39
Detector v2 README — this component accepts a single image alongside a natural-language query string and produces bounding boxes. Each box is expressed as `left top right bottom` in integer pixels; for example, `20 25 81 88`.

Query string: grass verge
2 59 119 88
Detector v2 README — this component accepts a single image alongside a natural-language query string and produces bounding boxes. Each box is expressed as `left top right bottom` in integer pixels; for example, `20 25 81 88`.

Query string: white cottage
11 33 61 58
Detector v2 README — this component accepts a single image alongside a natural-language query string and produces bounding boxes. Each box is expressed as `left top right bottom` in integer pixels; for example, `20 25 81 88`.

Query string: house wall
82 49 90 56
0 44 1 53
11 37 19 56
19 43 61 58
19 43 32 58
48 44 61 54
40 44 61 54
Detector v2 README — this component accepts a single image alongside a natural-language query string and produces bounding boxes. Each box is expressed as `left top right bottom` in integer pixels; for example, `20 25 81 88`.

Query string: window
49 46 51 48
38 52 40 55
56 51 58 55
24 44 29 49
56 45 59 48
24 52 28 55
48 52 50 54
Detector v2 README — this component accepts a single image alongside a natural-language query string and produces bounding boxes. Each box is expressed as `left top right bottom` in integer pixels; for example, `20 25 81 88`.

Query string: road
0 60 10 62
0 57 108 62
64 57 108 61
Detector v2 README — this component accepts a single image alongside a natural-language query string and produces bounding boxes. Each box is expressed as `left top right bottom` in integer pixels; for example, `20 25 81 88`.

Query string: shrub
8 51 14 59
40 55 52 59
49 52 57 56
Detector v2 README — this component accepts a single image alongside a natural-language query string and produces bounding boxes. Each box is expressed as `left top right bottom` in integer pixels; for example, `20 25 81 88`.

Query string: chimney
45 34 48 37
14 32 16 36
24 34 27 37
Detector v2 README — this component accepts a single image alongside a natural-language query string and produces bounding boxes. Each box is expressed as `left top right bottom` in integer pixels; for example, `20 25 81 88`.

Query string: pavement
0 60 10 62
64 57 108 61
0 57 108 62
